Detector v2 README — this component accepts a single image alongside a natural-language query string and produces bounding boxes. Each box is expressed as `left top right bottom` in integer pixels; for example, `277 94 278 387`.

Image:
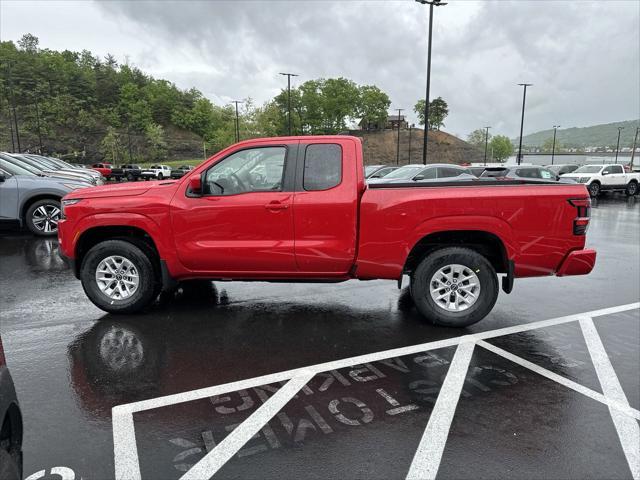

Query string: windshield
574 165 603 173
382 166 425 180
0 158 36 176
365 166 381 176
0 155 42 175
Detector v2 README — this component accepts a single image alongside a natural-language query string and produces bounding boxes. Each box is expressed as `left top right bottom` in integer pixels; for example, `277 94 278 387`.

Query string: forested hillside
520 119 639 149
0 34 392 162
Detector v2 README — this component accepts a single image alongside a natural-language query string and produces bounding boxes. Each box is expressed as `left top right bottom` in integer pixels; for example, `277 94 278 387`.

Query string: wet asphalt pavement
1 195 639 480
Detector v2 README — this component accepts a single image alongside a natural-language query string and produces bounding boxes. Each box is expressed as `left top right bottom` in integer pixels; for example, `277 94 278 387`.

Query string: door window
610 165 624 174
437 167 465 178
303 144 342 191
203 146 287 196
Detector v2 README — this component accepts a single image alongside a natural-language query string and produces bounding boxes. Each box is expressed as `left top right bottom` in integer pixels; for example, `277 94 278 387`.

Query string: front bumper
556 249 597 276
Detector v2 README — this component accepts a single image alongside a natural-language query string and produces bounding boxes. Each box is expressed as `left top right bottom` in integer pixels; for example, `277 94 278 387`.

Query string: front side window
515 168 540 178
609 165 623 174
416 167 437 180
540 168 555 179
303 144 342 191
204 146 286 196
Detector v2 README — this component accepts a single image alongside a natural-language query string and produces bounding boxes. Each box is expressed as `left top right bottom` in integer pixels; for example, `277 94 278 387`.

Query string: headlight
579 177 591 183
63 183 89 190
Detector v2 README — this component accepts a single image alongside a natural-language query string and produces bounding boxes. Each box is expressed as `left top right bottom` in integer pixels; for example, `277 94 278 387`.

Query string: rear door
293 139 359 274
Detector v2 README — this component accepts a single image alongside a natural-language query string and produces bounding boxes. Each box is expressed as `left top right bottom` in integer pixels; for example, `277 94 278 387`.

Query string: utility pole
32 93 44 153
6 62 21 152
408 124 414 163
551 125 560 165
279 72 299 135
516 83 533 165
630 126 639 169
395 109 404 165
231 100 243 142
415 0 447 165
483 126 491 165
615 126 624 164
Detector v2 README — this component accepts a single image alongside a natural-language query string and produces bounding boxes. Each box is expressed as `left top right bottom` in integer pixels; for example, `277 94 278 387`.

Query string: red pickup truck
58 136 596 327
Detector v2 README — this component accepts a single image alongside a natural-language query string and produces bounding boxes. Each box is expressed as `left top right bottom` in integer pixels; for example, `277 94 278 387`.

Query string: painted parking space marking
112 302 640 480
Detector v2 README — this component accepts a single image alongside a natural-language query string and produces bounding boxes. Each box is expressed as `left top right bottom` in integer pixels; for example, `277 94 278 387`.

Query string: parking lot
1 195 639 480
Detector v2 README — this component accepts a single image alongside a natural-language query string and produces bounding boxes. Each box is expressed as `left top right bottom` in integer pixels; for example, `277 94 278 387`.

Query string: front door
0 172 18 221
170 144 297 274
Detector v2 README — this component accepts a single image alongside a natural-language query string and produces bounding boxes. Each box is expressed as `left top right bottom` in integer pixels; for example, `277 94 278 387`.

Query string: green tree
99 127 122 163
357 85 391 130
467 128 491 149
145 123 168 161
490 135 514 162
414 96 449 130
542 137 562 153
17 33 39 52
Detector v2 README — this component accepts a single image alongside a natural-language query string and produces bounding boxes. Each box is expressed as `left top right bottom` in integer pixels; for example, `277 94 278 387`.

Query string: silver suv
0 160 90 236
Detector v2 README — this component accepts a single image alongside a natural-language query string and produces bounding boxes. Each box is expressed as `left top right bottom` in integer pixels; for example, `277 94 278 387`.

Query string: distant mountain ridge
518 120 639 149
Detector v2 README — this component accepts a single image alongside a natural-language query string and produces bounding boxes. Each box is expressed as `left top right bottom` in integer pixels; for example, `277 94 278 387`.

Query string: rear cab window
303 144 342 191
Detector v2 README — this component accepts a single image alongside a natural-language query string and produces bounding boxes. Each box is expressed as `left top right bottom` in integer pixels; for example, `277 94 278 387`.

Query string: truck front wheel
626 181 638 196
410 247 498 327
588 182 600 198
80 240 158 314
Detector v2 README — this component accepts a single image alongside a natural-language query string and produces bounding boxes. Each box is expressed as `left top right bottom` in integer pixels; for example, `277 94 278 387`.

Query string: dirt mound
347 129 483 166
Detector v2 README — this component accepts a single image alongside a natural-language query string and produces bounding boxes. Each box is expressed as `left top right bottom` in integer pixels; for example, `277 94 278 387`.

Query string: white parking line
579 317 640 480
180 372 314 480
112 302 640 480
406 339 476 480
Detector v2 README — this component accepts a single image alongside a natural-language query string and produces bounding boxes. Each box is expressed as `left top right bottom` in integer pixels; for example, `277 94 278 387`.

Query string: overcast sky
1 0 638 137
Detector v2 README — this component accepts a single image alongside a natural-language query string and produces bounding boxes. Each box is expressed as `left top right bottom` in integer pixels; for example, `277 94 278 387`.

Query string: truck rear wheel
410 247 498 327
80 240 158 314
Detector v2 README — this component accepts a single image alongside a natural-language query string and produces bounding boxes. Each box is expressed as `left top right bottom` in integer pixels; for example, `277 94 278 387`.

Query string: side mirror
413 174 425 181
189 173 202 194
0 173 5 183
602 170 609 176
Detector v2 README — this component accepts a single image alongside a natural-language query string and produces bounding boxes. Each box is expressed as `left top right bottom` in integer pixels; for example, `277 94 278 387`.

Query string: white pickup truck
561 164 640 197
140 165 172 180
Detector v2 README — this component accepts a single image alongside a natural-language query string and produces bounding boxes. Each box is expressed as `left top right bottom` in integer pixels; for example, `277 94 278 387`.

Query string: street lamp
395 108 404 165
630 126 640 169
415 0 447 165
231 100 243 142
551 125 560 165
279 72 299 135
614 126 624 164
483 126 491 165
516 83 532 165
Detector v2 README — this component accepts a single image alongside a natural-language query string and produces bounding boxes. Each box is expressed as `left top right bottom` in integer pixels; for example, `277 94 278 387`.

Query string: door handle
264 202 289 211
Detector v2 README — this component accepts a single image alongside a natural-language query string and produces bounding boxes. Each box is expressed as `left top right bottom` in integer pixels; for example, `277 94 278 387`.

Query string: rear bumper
556 249 597 276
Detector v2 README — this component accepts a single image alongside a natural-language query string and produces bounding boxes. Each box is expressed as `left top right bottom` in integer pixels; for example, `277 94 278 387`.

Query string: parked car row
364 162 640 197
0 151 105 237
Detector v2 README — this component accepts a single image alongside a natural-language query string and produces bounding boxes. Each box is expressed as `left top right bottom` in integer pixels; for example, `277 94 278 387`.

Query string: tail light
569 198 591 235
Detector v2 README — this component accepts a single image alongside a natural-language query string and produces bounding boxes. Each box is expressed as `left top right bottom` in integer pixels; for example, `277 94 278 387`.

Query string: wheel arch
404 229 510 276
20 193 62 222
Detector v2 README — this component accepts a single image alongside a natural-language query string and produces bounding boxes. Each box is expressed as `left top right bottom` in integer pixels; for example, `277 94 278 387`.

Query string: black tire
626 181 638 196
80 240 158 314
127 173 134 182
410 247 499 327
157 173 163 180
588 182 600 198
24 198 61 237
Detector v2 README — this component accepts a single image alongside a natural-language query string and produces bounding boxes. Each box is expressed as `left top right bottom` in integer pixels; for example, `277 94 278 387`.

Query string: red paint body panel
556 249 597 276
59 135 595 285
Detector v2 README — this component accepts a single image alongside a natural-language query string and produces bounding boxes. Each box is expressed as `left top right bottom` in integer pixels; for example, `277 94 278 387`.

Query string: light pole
408 124 414 163
630 127 640 169
416 0 447 165
279 72 299 135
396 108 404 165
231 100 242 142
615 126 624 164
483 126 491 165
551 125 560 165
516 83 532 165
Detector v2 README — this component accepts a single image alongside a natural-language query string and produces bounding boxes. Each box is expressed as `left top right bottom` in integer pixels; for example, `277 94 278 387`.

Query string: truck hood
64 179 177 199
